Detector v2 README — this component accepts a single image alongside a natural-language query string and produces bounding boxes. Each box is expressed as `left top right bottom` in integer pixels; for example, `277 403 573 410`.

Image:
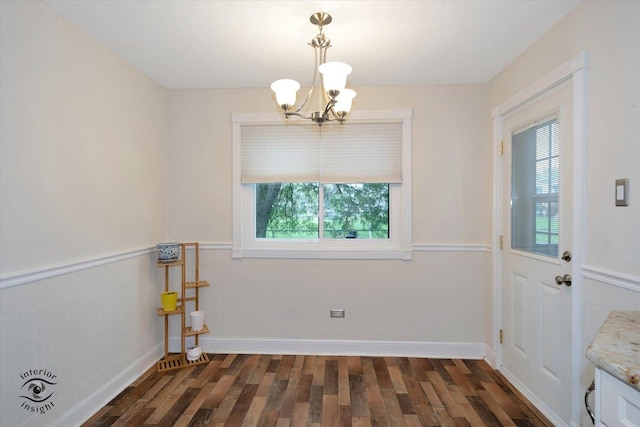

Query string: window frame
232 109 413 260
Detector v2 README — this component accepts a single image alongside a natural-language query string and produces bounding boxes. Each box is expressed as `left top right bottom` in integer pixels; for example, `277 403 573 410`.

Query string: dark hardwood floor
82 354 552 427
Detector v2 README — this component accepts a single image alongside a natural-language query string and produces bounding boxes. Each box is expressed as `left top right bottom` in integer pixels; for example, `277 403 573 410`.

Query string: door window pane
512 119 559 258
535 200 559 253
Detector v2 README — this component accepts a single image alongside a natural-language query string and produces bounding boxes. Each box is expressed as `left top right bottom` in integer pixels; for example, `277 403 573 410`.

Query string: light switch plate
615 178 629 206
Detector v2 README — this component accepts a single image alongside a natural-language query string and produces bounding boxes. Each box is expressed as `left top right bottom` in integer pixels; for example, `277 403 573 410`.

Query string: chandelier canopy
270 12 356 126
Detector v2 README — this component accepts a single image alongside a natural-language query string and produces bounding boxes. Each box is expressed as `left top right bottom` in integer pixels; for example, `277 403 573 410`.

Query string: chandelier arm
284 111 313 120
291 86 314 114
319 47 333 106
327 105 340 120
317 115 343 125
322 99 336 117
325 103 346 123
288 107 340 125
292 43 323 113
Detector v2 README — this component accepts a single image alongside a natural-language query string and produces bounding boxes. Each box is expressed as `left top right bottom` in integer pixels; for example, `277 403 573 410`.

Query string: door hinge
499 235 503 250
500 329 504 344
500 140 504 156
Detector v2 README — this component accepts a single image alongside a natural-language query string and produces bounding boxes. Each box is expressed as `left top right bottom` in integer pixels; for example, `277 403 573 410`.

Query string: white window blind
241 122 402 184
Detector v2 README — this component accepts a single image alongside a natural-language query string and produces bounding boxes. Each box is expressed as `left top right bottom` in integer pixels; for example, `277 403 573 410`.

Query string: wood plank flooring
82 354 552 427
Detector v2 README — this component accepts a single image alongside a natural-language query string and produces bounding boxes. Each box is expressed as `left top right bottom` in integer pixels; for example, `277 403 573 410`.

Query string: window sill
232 247 412 260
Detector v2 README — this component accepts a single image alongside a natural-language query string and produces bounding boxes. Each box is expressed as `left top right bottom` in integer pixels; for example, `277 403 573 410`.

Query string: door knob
561 251 572 262
555 274 572 286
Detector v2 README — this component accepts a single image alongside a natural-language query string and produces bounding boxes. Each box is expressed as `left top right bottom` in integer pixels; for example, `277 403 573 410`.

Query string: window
511 117 559 258
256 182 389 239
232 110 412 259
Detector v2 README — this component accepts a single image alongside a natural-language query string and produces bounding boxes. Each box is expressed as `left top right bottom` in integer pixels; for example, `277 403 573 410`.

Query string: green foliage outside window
256 183 389 239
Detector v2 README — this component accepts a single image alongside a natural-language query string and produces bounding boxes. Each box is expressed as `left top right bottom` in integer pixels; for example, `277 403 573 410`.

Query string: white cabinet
595 368 640 427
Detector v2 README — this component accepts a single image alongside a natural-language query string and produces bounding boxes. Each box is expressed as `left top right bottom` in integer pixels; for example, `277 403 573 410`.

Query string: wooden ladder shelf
156 242 210 372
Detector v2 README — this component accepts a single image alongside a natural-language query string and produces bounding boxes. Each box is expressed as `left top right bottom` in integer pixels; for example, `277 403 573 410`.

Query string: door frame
492 51 588 426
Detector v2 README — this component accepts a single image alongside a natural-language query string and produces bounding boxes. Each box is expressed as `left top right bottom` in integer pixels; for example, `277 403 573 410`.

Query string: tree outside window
256 183 389 239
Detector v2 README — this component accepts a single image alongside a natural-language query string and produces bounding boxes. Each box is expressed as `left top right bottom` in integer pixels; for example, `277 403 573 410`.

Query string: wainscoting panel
581 268 640 426
0 252 163 427
178 247 490 354
0 245 492 426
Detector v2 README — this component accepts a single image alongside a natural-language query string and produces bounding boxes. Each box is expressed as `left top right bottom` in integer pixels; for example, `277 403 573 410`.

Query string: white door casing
492 52 588 427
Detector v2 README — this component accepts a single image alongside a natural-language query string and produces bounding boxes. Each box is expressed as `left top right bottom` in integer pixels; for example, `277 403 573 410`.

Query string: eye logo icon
21 378 55 402
19 369 57 414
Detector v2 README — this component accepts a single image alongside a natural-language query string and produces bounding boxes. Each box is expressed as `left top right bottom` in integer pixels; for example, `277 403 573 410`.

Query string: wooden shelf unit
156 306 184 316
156 242 210 372
185 324 210 336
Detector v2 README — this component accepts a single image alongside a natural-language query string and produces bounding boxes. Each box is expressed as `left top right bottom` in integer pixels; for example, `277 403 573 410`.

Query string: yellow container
161 291 178 312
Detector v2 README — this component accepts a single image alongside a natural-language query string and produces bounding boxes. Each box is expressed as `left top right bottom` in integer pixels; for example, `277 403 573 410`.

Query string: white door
501 81 573 423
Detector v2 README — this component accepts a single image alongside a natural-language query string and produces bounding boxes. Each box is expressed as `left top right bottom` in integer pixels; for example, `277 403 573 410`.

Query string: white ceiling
44 0 580 90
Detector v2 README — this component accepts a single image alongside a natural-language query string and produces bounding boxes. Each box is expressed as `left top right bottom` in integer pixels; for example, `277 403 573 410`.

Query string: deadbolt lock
555 274 572 287
561 251 572 262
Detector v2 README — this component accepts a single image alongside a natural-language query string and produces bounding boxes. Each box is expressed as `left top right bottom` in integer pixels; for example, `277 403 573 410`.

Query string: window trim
232 109 413 260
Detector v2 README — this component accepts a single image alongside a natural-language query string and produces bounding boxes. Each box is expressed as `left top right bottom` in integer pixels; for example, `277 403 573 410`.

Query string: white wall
0 1 167 425
0 2 168 273
167 85 493 353
488 1 640 425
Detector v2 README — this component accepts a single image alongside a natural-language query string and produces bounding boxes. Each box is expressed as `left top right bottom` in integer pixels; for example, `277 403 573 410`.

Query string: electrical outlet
330 309 345 318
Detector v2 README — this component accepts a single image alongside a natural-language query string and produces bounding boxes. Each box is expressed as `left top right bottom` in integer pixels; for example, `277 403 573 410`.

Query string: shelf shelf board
184 324 209 336
185 280 210 288
156 305 184 316
156 259 183 267
185 352 210 367
156 353 209 372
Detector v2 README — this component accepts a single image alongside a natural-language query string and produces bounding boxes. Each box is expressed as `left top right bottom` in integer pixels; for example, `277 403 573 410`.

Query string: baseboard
50 343 163 427
500 367 568 427
570 418 582 427
170 336 487 359
484 344 498 368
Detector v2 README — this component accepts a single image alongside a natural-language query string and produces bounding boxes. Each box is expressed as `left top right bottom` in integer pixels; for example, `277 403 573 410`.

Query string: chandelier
270 12 356 126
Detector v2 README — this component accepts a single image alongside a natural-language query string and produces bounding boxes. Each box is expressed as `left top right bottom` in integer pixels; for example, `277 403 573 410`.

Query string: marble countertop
586 310 640 391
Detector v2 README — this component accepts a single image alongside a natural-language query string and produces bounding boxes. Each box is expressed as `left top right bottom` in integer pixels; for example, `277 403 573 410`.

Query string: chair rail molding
0 246 155 289
582 265 640 292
